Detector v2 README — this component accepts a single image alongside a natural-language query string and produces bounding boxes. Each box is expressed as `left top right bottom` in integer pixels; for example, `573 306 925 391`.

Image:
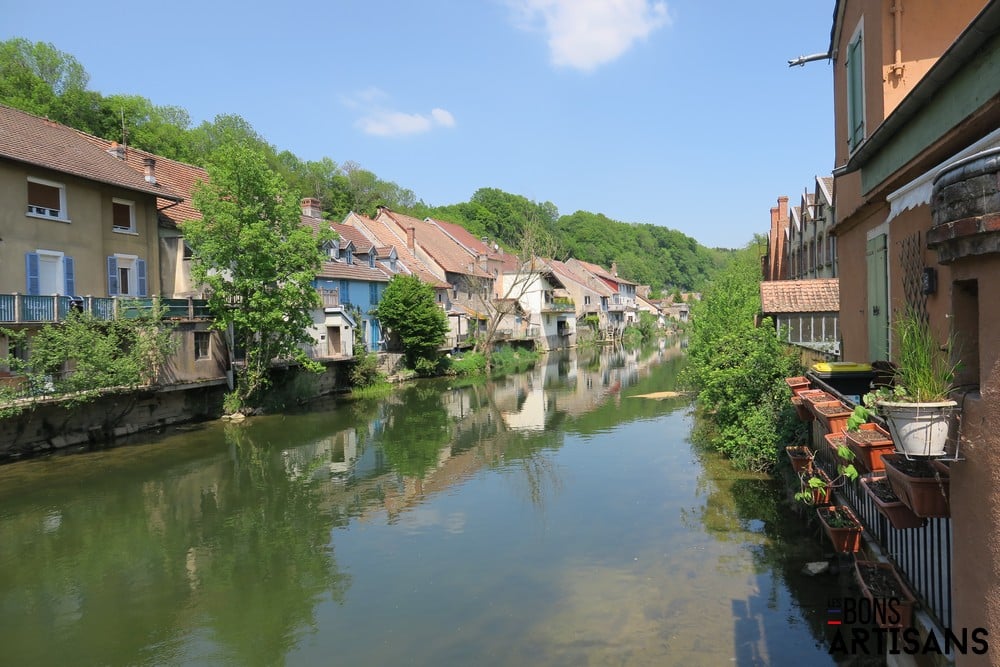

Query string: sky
2 0 836 249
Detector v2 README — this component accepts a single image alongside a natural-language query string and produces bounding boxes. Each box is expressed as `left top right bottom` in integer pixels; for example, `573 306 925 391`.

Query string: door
866 234 889 361
327 327 341 356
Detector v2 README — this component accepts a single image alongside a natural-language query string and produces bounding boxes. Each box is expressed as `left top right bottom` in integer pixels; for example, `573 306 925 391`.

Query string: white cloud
507 0 671 72
345 89 457 137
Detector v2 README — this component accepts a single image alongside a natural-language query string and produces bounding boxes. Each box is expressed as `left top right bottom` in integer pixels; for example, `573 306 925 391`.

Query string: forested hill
0 38 731 292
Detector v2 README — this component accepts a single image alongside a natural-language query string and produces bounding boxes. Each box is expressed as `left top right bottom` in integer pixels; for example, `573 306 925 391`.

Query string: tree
372 274 448 368
184 142 332 409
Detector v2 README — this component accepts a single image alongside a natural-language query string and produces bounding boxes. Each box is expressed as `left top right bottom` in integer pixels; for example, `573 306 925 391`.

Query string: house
565 259 638 333
0 105 225 384
496 258 577 350
828 0 1000 649
374 208 493 346
789 177 838 280
547 259 609 335
300 200 391 356
759 278 840 357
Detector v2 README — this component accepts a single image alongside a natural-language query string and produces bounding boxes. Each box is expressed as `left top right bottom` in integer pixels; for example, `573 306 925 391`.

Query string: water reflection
0 340 838 666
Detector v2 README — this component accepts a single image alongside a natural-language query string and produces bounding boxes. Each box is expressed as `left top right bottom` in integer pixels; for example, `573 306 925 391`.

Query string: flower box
786 445 814 474
854 560 917 629
812 400 853 436
784 376 812 396
846 423 895 473
882 454 950 518
859 475 925 529
817 505 862 553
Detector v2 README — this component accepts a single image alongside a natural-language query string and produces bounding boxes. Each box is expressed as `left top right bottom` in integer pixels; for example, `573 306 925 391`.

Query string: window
112 198 136 233
183 241 194 260
328 243 339 260
107 255 147 296
369 254 376 268
369 282 379 304
25 250 74 295
340 279 350 305
584 295 591 305
194 331 211 360
26 177 67 221
390 258 397 272
344 248 353 264
846 24 865 151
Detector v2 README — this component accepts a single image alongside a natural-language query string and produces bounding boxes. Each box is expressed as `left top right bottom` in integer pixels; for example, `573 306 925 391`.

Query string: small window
27 177 67 220
183 241 194 260
112 198 136 232
194 331 211 360
345 249 353 264
369 254 375 268
584 295 591 305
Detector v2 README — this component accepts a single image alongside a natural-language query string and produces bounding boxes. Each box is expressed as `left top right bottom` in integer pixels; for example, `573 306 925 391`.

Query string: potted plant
844 422 895 473
882 453 950 518
854 560 918 629
811 400 853 436
794 467 833 505
859 475 925 529
786 445 814 474
817 505 863 553
851 308 958 457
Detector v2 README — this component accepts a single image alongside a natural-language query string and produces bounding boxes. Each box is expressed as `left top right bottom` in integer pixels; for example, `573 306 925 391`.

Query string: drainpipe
891 1 905 78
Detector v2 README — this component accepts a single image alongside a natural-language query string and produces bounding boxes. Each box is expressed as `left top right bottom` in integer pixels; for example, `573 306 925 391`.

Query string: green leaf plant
794 443 859 506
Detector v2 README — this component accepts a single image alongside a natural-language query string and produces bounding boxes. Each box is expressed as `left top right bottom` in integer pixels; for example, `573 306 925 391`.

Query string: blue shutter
107 256 119 295
25 252 40 295
136 259 147 296
63 256 75 295
340 279 350 305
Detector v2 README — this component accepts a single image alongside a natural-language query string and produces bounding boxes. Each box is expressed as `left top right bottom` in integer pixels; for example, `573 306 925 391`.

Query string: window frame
112 198 137 234
194 331 212 361
26 177 69 222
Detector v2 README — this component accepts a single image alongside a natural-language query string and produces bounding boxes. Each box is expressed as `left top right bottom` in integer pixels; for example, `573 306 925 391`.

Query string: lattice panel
900 231 928 323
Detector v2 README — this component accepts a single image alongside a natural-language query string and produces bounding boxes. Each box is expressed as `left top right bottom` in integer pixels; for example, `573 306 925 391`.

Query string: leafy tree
184 142 332 410
372 274 448 368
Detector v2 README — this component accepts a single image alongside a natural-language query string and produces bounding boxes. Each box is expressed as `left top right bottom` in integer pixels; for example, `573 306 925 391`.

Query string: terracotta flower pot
809 468 833 505
791 396 814 422
785 376 812 396
786 445 814 474
860 475 925 529
812 400 853 436
846 423 895 473
817 505 862 553
854 560 917 629
882 454 950 518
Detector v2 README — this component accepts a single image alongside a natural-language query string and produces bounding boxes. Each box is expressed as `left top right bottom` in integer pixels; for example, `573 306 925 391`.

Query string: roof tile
760 278 840 313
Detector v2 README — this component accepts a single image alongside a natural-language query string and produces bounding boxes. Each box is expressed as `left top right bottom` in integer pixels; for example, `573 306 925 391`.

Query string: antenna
120 109 128 151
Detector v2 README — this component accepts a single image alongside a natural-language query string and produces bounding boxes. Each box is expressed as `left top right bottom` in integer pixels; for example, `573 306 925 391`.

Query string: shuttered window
846 29 865 151
26 178 66 219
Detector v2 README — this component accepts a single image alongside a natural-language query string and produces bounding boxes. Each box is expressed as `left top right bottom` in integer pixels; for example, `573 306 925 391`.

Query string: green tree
184 142 331 409
372 274 448 368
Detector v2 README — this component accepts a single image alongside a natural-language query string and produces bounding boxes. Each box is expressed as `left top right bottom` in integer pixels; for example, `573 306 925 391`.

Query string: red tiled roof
81 136 206 228
574 258 638 286
342 211 451 289
316 259 390 282
557 260 615 296
378 208 492 278
0 105 181 201
760 279 840 313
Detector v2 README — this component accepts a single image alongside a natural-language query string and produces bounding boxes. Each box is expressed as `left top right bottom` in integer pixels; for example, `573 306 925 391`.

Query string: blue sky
3 0 835 249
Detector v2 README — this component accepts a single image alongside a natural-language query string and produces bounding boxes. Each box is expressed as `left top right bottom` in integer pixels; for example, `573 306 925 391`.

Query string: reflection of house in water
282 427 359 481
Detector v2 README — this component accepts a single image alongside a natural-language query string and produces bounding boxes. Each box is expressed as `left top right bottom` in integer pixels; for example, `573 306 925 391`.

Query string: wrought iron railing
0 294 212 324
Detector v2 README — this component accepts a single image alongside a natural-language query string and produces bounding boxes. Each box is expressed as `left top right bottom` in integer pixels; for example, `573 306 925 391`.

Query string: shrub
350 349 384 388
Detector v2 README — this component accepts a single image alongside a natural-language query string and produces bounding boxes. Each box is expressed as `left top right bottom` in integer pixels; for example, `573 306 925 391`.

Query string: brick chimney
142 157 156 184
300 197 323 218
107 141 126 160
767 196 789 280
406 227 415 250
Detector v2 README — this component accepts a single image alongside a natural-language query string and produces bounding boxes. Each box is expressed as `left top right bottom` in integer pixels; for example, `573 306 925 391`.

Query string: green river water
0 341 849 666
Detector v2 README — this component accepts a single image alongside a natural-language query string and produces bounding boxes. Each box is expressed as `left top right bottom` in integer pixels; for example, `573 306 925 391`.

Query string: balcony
319 289 341 308
0 294 212 324
542 296 574 313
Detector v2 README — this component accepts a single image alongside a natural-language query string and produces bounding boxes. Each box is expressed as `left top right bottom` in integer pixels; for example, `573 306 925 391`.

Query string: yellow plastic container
810 362 874 402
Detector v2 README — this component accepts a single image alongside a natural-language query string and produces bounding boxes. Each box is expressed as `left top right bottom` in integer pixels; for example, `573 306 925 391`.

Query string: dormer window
345 248 353 264
369 254 375 268
324 242 339 260
390 258 397 272
26 177 68 221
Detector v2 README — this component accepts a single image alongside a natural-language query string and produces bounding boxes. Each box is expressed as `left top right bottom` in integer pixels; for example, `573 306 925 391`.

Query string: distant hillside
0 38 731 292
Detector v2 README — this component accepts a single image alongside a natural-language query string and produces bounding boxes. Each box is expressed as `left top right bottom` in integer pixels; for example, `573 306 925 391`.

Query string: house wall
947 255 1000 656
314 278 384 351
1 162 161 297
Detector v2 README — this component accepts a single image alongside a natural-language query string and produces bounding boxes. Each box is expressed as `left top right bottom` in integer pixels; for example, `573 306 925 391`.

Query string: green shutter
866 234 888 360
847 34 865 150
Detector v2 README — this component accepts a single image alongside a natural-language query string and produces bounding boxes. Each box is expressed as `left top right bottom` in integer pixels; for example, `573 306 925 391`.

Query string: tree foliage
372 275 448 368
683 241 804 471
184 142 331 409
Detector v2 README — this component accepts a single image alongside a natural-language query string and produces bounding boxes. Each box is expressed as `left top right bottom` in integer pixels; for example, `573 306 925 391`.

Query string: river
0 341 845 666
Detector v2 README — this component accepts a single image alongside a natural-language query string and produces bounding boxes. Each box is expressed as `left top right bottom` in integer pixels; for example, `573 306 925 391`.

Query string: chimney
767 196 789 280
611 262 618 277
107 141 126 160
478 252 487 267
407 226 415 250
300 197 323 218
142 157 156 184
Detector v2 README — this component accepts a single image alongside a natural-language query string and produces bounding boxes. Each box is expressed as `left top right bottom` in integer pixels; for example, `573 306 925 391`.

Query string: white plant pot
877 400 957 457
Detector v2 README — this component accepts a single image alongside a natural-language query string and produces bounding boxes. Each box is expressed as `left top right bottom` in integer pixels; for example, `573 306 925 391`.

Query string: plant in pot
844 412 895 473
816 505 863 553
851 308 958 457
795 445 858 507
786 444 814 474
854 560 918 629
881 453 950 518
859 475 925 529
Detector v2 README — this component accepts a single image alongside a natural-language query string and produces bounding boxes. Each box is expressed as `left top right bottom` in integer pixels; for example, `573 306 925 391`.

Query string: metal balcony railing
0 294 212 324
